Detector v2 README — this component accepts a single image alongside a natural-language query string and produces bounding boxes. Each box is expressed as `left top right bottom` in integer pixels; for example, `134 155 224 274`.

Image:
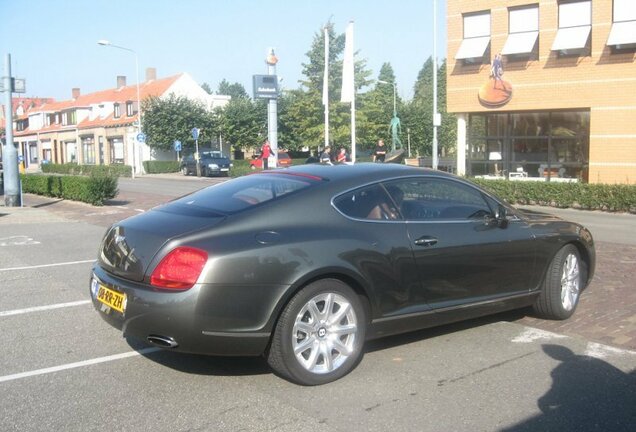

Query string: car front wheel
267 279 366 385
533 244 584 320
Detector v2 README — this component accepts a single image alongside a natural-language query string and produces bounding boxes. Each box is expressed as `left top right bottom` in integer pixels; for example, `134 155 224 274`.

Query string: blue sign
191 128 200 140
18 155 24 162
174 140 182 152
136 132 146 143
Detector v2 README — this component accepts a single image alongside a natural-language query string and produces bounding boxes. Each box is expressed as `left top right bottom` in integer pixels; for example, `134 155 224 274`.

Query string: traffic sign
191 128 200 140
136 132 146 143
174 140 182 152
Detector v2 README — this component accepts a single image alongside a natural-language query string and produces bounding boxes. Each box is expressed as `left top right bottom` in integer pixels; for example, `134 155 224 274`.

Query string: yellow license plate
96 285 126 313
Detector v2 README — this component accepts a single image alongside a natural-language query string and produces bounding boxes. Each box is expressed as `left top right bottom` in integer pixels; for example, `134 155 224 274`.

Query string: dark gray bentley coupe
91 163 595 385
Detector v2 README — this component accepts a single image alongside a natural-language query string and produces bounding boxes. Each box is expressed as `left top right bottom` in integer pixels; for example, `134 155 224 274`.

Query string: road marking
135 208 145 213
0 348 162 384
585 342 636 359
0 300 91 317
0 236 41 247
511 327 568 343
0 259 95 272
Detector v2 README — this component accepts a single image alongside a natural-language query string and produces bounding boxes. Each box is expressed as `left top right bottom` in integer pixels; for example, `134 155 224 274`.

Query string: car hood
98 206 225 282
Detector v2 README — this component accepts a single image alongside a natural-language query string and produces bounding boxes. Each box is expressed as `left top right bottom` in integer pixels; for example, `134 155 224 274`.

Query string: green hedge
21 173 118 206
41 163 132 177
143 160 180 173
470 179 636 214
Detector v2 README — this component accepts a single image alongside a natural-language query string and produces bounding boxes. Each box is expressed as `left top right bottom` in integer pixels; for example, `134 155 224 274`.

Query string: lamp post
98 39 142 179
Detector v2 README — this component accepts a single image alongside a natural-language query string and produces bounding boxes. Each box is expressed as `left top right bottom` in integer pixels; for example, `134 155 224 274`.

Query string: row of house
1 68 229 175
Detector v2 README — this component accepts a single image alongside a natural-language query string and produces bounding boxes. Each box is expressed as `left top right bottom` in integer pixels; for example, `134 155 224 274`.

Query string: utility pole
266 48 278 168
2 54 22 206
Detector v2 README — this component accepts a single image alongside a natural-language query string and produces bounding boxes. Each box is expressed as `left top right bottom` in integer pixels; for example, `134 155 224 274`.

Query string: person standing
320 146 333 165
491 53 504 90
336 148 348 164
261 139 271 170
373 139 387 163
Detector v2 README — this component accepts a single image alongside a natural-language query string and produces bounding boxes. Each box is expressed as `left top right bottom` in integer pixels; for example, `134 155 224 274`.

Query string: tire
181 167 188 176
267 279 366 385
533 244 584 320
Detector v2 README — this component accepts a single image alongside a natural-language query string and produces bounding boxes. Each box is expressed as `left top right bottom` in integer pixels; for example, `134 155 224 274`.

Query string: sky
0 0 447 103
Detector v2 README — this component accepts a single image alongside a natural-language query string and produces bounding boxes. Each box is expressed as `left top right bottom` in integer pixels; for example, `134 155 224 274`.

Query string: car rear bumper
90 266 273 356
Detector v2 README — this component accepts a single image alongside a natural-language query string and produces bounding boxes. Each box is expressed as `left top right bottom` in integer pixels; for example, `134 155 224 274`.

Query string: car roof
282 163 456 184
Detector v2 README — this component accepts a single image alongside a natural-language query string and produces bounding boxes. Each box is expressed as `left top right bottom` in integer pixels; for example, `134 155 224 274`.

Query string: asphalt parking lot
1 184 635 431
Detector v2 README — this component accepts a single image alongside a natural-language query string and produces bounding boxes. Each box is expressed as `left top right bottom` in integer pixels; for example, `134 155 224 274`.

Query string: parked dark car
250 151 292 169
180 151 232 176
90 164 595 385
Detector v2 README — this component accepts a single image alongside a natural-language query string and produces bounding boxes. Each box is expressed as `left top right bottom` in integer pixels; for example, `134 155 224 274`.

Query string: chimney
72 88 80 99
145 67 157 82
117 75 127 89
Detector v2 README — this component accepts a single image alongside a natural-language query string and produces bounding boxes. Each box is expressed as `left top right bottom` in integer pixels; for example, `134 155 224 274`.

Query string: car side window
385 178 492 221
334 184 401 221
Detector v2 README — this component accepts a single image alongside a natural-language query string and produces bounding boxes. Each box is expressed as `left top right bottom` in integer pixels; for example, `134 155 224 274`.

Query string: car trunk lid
98 206 225 282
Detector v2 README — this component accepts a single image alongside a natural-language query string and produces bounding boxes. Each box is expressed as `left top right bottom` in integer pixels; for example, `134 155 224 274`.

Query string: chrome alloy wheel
292 292 358 374
560 252 580 311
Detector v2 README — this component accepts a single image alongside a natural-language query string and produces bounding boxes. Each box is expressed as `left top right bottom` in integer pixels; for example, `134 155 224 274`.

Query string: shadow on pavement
500 344 636 432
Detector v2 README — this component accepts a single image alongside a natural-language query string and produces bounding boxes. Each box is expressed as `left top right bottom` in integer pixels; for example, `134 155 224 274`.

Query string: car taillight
150 247 208 290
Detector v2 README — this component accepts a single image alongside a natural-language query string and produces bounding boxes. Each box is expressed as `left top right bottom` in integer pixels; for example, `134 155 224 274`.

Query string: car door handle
414 236 438 247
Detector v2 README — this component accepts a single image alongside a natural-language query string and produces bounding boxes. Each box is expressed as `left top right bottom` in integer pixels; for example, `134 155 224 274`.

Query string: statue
389 111 402 152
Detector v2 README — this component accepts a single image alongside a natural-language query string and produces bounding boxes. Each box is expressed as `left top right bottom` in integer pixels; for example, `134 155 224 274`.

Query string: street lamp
98 39 142 179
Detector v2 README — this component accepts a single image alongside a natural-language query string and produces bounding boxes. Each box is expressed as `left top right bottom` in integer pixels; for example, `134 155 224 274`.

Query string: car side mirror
494 205 508 228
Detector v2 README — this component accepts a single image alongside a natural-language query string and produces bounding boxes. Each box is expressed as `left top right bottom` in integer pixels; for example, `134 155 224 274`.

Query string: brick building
447 0 636 184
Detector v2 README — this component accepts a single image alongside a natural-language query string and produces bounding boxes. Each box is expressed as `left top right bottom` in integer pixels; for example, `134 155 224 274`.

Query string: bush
143 160 180 173
42 163 132 177
470 179 636 214
21 173 118 206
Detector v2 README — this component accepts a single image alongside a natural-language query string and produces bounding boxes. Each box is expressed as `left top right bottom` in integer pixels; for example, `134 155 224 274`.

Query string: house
8 68 229 174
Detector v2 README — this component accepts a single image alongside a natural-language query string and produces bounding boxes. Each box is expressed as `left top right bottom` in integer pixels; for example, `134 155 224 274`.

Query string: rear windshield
167 173 320 214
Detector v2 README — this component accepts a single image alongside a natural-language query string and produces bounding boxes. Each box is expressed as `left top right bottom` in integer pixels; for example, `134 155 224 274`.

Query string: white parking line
0 300 91 317
0 259 95 272
0 348 162 383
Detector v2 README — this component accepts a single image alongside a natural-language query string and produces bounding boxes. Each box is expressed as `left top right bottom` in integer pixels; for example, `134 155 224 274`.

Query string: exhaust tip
147 335 178 348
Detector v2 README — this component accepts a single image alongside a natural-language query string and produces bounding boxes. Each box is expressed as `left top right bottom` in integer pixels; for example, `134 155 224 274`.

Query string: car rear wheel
267 279 366 385
533 244 583 320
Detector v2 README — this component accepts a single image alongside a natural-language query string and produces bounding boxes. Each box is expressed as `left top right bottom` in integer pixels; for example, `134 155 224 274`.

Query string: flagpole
323 27 329 150
341 21 356 163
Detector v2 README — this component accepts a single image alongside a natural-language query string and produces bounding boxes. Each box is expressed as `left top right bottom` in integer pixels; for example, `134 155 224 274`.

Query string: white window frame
502 5 539 56
456 11 491 61
552 0 592 52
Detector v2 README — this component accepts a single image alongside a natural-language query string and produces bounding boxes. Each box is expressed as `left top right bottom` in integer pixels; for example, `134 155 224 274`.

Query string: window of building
114 103 121 118
552 0 592 55
502 5 539 58
607 0 636 49
110 138 125 164
468 111 589 182
82 136 96 164
455 11 491 63
126 101 134 117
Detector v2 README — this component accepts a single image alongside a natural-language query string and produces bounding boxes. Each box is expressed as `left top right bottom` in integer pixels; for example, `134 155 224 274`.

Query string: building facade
6 69 229 174
447 0 636 184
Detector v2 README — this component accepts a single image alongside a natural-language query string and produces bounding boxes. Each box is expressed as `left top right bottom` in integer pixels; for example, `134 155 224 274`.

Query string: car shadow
127 337 271 377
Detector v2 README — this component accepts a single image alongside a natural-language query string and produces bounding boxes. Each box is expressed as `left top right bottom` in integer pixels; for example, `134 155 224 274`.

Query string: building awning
501 31 539 55
607 21 636 46
551 26 591 51
455 36 490 60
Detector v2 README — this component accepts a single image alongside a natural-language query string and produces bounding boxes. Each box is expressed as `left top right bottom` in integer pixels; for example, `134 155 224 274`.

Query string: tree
404 57 435 156
217 79 249 99
215 97 266 151
143 95 216 153
200 82 213 95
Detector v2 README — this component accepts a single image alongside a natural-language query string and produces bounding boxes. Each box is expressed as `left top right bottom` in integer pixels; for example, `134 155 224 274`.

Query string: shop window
502 5 539 60
552 1 591 56
455 11 491 64
607 0 636 51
